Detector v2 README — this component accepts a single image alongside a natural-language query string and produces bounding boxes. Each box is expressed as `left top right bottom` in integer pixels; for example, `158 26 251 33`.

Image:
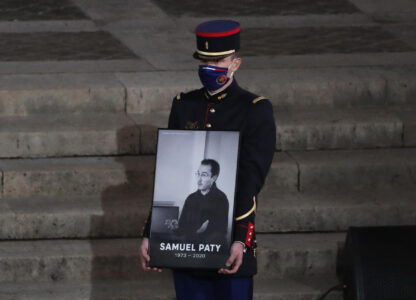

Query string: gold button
249 232 252 236
250 226 254 229
206 123 212 128
209 108 216 113
248 238 251 242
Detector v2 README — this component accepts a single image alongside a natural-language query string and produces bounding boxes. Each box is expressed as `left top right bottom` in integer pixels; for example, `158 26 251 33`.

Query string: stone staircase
1 0 416 299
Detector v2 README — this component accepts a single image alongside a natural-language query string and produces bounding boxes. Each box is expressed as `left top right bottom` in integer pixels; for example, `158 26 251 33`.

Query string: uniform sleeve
141 95 180 238
233 99 276 246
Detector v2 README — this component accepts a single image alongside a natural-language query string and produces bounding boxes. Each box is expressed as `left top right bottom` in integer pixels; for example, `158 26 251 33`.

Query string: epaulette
252 96 265 104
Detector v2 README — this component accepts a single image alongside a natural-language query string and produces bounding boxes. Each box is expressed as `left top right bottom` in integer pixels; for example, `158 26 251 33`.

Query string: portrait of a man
175 159 229 245
147 129 240 269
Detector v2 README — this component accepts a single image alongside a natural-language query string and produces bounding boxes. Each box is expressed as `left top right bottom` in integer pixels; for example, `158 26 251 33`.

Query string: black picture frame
148 129 240 269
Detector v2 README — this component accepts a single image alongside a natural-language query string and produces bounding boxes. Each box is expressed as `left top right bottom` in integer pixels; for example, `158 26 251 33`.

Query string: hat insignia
205 41 209 50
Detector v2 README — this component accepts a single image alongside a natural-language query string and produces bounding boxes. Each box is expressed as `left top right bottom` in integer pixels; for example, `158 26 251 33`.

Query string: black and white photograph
148 129 240 269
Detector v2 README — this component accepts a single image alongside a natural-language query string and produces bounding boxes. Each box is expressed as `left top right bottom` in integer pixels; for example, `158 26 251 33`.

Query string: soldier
140 20 276 300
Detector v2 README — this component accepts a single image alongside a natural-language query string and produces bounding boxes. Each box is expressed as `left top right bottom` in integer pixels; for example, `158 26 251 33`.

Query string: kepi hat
193 20 240 60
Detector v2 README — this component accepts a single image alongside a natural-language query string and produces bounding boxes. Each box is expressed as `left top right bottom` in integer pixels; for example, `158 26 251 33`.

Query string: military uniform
143 78 276 276
141 19 276 299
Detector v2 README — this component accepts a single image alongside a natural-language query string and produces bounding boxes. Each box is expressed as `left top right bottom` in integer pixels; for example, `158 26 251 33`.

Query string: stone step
0 275 342 300
1 105 414 158
254 276 342 300
2 147 416 198
276 106 405 150
0 156 157 198
257 190 416 232
0 279 176 300
261 147 416 195
285 147 416 193
0 195 151 240
256 233 344 280
1 190 414 239
0 114 141 158
0 73 126 116
1 67 416 116
0 233 343 283
0 112 168 158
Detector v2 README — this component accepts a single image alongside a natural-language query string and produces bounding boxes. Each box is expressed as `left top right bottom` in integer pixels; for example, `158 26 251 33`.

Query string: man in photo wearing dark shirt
175 159 229 245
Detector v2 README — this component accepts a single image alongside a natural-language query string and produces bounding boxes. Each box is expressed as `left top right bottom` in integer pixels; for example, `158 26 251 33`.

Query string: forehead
199 55 233 64
198 164 212 173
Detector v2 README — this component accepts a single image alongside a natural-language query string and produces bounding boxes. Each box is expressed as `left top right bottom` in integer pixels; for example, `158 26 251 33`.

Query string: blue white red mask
198 63 234 92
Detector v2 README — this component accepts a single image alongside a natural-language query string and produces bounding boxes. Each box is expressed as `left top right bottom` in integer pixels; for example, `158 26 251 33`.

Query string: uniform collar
204 79 239 102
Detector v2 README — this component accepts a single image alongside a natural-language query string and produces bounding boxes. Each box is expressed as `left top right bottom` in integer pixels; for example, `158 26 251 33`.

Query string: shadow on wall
88 124 156 299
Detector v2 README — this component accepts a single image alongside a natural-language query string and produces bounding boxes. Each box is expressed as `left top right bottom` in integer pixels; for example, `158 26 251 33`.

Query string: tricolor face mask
198 60 235 92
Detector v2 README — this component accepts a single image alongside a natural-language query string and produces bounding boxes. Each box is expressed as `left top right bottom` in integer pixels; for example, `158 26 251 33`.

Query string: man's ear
232 57 242 72
212 175 218 182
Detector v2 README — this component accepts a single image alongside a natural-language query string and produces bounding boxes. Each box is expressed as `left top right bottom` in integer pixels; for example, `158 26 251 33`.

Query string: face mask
198 60 235 91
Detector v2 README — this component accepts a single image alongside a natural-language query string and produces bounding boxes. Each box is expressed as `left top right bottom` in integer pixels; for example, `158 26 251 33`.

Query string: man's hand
140 237 162 272
218 242 244 274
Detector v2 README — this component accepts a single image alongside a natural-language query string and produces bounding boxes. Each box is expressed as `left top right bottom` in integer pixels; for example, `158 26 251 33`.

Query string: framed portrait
148 129 240 269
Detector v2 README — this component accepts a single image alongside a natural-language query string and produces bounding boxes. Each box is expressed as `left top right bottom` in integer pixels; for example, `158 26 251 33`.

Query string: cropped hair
201 159 220 177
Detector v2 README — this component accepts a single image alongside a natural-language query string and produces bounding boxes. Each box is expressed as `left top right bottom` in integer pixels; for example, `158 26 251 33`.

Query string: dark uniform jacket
143 79 276 277
176 183 228 245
